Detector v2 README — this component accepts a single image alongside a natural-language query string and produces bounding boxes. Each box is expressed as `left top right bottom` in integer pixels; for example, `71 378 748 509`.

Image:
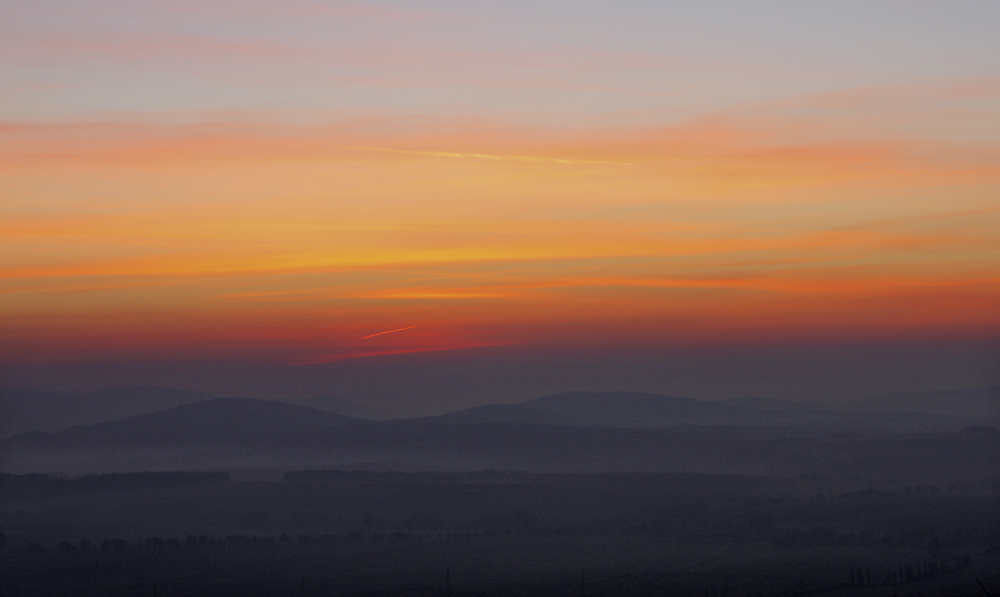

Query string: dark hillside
522 391 738 426
425 403 567 425
836 386 1000 419
0 386 214 437
56 397 359 445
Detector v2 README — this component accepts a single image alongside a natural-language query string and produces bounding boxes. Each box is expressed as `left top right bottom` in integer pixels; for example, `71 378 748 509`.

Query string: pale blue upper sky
3 0 998 124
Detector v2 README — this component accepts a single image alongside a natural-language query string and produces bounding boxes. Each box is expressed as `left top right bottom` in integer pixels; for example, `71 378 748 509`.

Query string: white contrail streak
360 325 417 340
349 146 632 166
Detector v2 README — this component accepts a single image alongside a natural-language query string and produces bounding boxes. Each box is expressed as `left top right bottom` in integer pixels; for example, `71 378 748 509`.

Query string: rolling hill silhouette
422 390 988 431
522 391 738 426
719 396 824 412
3 405 996 483
418 391 750 427
836 386 1000 419
50 397 359 446
423 403 567 425
295 395 386 419
0 385 214 438
4 386 996 443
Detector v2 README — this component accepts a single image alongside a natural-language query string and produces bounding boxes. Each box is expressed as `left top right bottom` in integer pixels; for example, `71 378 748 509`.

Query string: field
2 471 997 596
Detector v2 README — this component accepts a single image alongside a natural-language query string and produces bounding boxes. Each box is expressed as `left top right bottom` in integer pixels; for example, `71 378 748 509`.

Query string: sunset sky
2 1 999 401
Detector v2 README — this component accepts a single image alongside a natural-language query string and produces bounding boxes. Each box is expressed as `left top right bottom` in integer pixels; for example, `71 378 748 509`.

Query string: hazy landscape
5 0 1000 594
2 385 999 479
1 385 997 595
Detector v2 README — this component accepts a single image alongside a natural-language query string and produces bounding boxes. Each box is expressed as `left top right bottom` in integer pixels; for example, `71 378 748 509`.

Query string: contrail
360 325 417 340
350 146 633 166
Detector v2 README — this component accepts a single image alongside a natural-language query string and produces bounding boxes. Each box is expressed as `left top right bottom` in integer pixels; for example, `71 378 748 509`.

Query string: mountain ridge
56 397 360 446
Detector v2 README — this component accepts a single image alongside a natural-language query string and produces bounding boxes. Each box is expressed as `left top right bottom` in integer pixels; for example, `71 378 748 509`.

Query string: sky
2 1 999 404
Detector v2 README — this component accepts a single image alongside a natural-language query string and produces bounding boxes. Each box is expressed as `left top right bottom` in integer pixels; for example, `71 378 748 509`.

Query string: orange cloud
2 103 998 362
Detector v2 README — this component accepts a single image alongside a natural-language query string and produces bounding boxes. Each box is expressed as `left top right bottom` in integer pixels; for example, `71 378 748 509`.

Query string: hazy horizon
2 2 999 594
4 337 998 415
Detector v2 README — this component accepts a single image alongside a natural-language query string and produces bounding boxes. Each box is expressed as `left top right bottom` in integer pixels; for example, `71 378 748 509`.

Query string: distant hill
424 391 741 427
522 391 737 427
0 386 214 438
0 397 360 474
835 386 1000 419
0 387 388 437
2 386 998 477
428 403 567 425
5 386 996 439
3 408 996 485
51 397 360 446
718 396 822 412
428 390 994 432
294 395 386 419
